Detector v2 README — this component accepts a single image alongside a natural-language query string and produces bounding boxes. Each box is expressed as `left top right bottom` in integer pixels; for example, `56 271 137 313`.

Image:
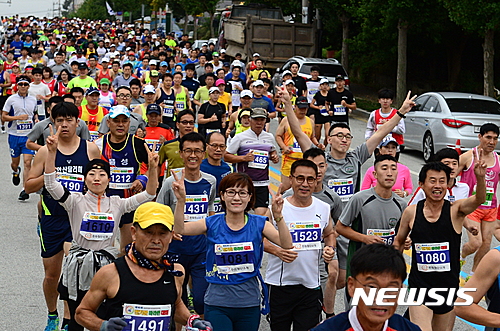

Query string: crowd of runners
3 15 500 331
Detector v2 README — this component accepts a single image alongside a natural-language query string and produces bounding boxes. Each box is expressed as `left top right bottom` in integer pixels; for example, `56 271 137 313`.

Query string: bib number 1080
418 252 447 264
128 319 166 331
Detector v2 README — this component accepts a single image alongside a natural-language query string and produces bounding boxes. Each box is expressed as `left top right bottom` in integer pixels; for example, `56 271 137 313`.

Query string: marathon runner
2 75 37 201
395 157 486 331
455 123 500 273
171 171 292 330
265 159 335 331
224 108 280 216
200 132 232 215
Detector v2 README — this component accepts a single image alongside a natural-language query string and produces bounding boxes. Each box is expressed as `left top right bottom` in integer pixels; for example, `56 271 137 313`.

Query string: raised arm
171 169 207 236
280 85 312 152
366 91 416 154
262 184 293 249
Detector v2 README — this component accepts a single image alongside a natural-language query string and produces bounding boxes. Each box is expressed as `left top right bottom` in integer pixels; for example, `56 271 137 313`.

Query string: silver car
403 92 500 162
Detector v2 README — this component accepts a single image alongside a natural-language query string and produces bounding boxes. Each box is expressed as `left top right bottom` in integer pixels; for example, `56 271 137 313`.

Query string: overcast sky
1 0 59 18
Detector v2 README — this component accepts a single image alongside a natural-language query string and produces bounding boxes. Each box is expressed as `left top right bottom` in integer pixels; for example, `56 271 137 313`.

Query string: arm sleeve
391 117 406 135
156 177 172 205
331 193 344 223
120 191 156 214
98 115 110 134
44 171 76 210
365 111 376 140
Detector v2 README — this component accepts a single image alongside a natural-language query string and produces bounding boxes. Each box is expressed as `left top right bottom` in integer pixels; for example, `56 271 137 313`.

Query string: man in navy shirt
9 33 24 59
311 244 421 331
200 132 232 215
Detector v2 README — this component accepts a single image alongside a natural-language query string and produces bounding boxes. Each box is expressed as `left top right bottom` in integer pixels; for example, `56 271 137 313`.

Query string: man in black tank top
395 160 487 331
75 202 212 331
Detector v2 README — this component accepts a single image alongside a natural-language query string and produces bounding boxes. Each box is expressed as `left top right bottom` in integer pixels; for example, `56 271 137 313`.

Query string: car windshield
299 63 346 77
446 98 500 115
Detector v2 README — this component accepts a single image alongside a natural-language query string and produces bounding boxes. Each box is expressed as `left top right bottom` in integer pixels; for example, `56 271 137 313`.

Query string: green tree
75 0 111 20
442 0 500 97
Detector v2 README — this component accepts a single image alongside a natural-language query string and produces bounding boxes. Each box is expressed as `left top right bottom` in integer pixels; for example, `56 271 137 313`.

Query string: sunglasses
17 83 30 87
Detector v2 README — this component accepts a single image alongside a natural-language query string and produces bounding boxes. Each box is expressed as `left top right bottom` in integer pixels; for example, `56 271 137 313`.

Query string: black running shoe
18 190 29 201
12 167 21 186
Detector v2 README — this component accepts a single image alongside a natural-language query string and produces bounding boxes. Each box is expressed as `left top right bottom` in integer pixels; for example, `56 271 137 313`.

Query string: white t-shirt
28 82 51 117
265 196 330 289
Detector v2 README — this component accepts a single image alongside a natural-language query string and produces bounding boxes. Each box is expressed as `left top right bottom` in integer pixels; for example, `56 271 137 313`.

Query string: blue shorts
8 135 35 158
176 252 209 315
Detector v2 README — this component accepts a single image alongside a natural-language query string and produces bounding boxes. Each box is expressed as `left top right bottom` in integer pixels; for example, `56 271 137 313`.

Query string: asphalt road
0 111 487 330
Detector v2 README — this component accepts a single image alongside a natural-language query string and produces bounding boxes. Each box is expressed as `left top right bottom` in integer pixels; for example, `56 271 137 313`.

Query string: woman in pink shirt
361 138 413 198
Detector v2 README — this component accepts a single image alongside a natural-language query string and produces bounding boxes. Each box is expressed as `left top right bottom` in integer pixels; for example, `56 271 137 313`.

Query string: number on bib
122 304 171 331
289 221 322 250
248 150 269 169
415 242 451 272
184 195 209 221
110 167 135 189
80 212 114 241
215 242 255 274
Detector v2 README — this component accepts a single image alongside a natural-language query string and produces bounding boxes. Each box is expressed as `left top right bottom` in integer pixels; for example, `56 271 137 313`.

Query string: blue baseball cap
84 86 100 96
160 61 168 67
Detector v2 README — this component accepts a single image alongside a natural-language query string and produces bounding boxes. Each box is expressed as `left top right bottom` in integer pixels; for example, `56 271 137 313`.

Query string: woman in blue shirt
172 172 292 331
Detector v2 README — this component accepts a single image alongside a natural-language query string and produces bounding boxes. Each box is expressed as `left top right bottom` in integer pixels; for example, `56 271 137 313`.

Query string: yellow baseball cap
134 202 174 231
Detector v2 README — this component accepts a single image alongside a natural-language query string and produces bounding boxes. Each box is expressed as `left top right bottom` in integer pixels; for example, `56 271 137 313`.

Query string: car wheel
423 133 434 163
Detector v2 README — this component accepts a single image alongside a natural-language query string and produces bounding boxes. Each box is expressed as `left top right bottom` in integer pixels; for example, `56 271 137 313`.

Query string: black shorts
254 186 270 209
314 113 332 124
268 284 322 331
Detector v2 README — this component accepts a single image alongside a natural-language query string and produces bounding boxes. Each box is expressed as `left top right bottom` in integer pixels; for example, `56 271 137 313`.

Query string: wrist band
397 111 406 118
136 175 148 189
187 314 200 327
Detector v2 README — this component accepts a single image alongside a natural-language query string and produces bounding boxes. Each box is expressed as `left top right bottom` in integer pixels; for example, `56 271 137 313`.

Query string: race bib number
163 105 174 117
214 197 223 214
110 167 135 189
289 221 322 251
320 107 329 117
367 228 395 245
327 178 354 202
333 104 346 116
291 139 302 153
184 194 208 221
415 242 451 272
215 242 255 274
248 150 269 169
206 128 220 135
16 120 33 134
146 139 161 152
473 185 494 207
122 304 171 331
56 172 84 193
80 212 114 241
175 102 185 110
89 130 100 142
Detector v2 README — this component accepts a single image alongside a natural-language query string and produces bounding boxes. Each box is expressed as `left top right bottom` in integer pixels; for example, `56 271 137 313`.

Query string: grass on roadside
355 97 379 112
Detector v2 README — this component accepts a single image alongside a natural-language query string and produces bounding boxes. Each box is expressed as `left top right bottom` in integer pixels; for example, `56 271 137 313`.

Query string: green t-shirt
194 86 210 104
158 139 184 177
67 76 98 90
165 39 177 48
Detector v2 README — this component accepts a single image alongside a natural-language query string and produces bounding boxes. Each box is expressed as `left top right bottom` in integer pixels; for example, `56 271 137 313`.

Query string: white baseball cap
284 79 295 85
209 86 220 94
319 78 329 84
143 85 156 94
241 90 253 98
253 80 264 87
253 52 260 57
